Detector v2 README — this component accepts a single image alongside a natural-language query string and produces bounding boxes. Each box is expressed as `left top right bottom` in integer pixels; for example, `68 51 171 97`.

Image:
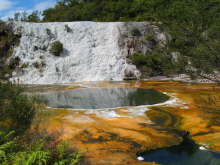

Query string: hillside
42 0 220 81
1 0 220 83
1 21 168 84
2 0 220 80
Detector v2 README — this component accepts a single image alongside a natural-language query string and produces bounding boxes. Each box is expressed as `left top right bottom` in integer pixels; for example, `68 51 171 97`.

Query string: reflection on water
39 88 169 109
141 135 220 165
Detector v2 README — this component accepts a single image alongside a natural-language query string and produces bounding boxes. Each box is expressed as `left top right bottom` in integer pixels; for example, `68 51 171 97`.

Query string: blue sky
0 0 56 20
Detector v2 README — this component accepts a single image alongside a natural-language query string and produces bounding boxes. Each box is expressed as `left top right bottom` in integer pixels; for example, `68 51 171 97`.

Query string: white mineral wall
10 21 166 84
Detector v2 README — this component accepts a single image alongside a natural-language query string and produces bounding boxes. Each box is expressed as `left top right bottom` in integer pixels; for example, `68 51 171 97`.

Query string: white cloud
0 0 13 11
34 1 55 11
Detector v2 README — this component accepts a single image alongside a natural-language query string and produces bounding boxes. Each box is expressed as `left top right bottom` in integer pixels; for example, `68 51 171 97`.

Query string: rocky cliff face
10 21 167 84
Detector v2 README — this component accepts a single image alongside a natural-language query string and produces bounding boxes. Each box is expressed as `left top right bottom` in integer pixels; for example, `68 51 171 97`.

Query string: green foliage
53 141 81 165
50 41 63 56
0 130 81 165
0 83 37 134
0 22 21 80
0 131 16 163
11 151 50 165
9 57 20 70
42 0 135 22
8 11 41 22
0 131 81 165
131 28 141 37
130 52 176 76
0 22 20 56
27 11 41 22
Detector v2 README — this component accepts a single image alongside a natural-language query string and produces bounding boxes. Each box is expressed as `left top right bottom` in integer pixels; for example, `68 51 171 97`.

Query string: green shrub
49 41 63 56
0 22 21 80
130 53 148 66
131 28 142 37
53 141 81 165
130 52 175 76
0 22 20 57
8 57 20 70
0 83 37 134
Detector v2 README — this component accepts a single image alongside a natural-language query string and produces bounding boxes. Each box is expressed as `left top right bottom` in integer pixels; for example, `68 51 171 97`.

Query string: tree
27 11 41 22
9 11 28 21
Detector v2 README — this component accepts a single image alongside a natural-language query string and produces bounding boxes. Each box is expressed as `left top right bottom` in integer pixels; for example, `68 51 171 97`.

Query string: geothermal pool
39 88 169 109
141 136 220 165
30 81 220 165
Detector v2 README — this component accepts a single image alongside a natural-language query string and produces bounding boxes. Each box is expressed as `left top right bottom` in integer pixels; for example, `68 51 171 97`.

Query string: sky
0 0 56 20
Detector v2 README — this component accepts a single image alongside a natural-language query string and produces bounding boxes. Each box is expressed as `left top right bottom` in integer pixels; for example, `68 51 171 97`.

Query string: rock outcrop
10 21 167 84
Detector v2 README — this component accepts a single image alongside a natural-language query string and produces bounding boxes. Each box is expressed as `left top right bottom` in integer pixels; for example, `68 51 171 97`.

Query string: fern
0 150 6 162
0 131 15 143
0 141 15 151
56 141 68 160
3 131 15 140
11 151 50 165
54 160 66 165
53 141 81 165
70 152 81 165
26 151 50 165
0 131 81 165
9 152 27 165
